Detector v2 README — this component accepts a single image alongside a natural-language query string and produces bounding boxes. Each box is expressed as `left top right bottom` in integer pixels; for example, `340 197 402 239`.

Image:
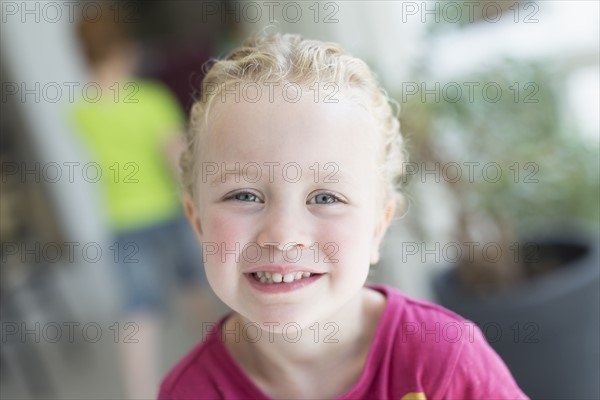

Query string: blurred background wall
1 1 598 399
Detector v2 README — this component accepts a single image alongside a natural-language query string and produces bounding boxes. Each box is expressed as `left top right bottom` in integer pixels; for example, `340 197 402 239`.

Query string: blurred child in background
72 10 219 399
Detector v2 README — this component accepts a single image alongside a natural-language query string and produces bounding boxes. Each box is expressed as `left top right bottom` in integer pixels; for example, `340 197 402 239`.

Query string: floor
0 290 229 400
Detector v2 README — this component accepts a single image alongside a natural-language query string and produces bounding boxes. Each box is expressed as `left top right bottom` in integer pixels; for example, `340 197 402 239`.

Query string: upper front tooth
283 273 295 283
272 273 283 283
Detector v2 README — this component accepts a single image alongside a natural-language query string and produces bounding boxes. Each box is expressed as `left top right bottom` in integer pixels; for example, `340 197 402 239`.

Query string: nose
255 203 310 251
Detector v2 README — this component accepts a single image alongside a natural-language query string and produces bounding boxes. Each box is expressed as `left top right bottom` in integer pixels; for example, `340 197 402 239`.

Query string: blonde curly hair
181 33 406 214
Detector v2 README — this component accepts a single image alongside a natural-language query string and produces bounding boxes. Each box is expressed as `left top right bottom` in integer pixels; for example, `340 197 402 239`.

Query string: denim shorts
113 215 206 313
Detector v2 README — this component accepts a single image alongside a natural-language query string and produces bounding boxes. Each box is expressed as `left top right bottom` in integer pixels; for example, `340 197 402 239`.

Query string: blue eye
311 192 341 205
224 191 343 205
226 191 260 202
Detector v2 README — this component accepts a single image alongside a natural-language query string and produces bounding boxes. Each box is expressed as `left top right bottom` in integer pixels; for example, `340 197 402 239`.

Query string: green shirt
72 80 184 232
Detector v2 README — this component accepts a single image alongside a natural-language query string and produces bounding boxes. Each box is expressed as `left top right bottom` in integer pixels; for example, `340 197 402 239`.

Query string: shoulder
368 285 528 399
132 79 178 103
371 283 472 330
369 284 476 372
135 79 184 127
158 319 229 400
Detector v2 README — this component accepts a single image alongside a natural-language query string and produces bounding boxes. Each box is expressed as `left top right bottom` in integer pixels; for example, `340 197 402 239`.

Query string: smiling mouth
250 271 323 284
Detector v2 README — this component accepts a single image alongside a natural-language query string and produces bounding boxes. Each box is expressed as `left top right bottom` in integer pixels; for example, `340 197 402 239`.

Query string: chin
245 307 323 333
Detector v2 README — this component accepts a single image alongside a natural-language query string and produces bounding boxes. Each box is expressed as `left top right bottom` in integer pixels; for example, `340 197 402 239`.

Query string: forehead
202 89 380 171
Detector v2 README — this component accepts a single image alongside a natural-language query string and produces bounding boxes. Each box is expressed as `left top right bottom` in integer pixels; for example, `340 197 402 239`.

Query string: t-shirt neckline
212 284 399 399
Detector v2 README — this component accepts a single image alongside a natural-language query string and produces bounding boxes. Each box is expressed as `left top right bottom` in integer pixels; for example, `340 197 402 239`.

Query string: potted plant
399 58 600 399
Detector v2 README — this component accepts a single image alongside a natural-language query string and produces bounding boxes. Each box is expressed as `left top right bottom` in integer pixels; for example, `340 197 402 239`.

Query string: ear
370 200 396 264
183 194 204 240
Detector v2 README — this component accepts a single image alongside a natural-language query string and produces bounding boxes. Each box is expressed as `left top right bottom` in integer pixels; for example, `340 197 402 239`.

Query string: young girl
159 33 528 400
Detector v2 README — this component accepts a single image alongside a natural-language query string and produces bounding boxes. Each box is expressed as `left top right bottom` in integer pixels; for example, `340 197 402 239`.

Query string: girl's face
185 89 395 331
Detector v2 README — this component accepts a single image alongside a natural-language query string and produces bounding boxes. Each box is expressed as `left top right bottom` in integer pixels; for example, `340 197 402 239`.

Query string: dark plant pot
432 232 600 400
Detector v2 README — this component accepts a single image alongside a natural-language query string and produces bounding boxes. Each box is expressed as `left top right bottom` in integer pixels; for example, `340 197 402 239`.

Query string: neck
224 287 385 397
90 56 136 90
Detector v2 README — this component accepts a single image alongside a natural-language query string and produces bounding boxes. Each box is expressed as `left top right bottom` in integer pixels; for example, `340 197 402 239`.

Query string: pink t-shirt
158 285 528 399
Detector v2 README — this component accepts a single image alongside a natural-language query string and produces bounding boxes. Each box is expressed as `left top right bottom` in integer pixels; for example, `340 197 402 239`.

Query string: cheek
318 214 374 267
201 209 252 273
204 209 249 242
200 210 249 305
